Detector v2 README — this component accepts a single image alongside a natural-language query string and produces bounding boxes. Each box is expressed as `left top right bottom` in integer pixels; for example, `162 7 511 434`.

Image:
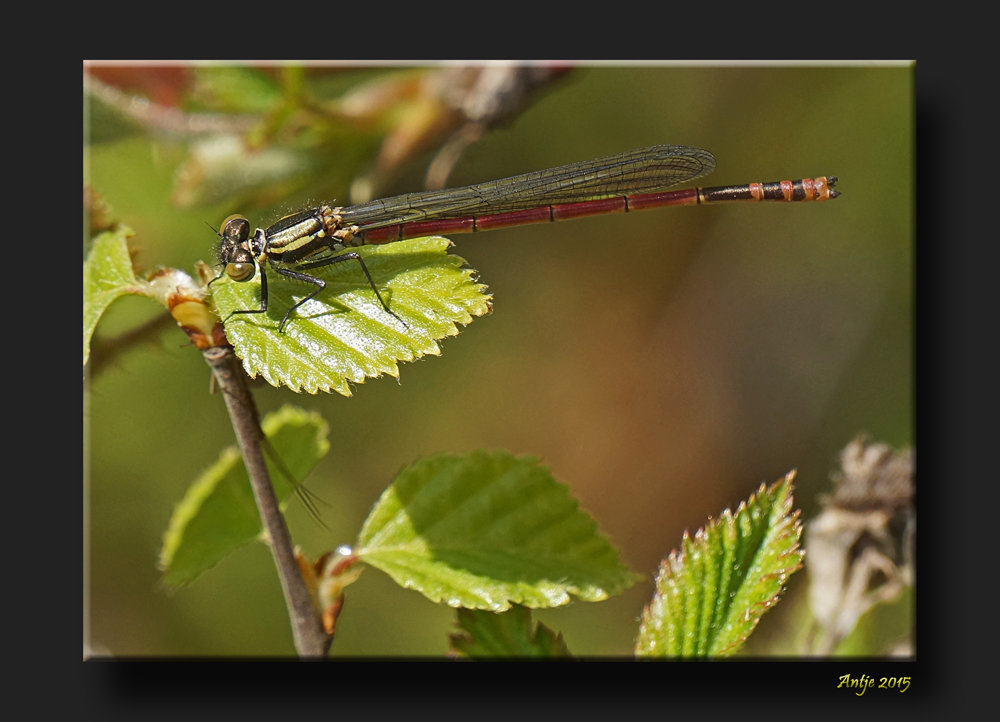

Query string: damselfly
214 144 838 332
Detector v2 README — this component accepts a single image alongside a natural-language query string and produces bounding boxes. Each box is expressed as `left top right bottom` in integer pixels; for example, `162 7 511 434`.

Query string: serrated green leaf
449 605 572 657
356 451 640 610
833 584 913 656
83 225 138 366
636 472 804 658
212 236 491 394
159 405 329 586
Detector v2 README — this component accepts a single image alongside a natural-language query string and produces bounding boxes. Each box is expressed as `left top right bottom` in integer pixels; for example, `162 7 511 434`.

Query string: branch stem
202 346 331 657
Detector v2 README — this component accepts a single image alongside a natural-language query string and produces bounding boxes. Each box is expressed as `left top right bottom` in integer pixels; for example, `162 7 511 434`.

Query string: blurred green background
84 63 913 656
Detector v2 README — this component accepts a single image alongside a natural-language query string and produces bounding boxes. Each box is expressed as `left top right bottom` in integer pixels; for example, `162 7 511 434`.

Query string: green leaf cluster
158 399 813 657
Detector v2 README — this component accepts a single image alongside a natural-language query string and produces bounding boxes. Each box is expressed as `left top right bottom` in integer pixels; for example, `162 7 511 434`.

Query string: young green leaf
449 605 571 658
159 405 330 587
355 451 641 610
83 225 137 366
636 472 804 658
212 236 491 395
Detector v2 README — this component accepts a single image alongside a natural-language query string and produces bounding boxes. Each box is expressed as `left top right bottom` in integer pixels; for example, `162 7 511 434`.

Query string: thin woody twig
202 346 331 657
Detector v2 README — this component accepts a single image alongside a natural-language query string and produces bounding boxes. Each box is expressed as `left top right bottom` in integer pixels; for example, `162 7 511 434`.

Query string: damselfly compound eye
226 262 256 282
221 214 251 243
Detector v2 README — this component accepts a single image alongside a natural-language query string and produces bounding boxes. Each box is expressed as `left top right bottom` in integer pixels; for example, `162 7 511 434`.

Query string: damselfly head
215 215 258 282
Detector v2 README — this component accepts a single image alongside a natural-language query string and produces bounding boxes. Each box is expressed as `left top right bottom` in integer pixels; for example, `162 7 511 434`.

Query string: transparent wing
339 145 716 232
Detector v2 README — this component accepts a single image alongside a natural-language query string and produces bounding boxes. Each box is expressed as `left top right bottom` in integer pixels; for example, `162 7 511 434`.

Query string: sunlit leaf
212 236 491 395
356 451 641 610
